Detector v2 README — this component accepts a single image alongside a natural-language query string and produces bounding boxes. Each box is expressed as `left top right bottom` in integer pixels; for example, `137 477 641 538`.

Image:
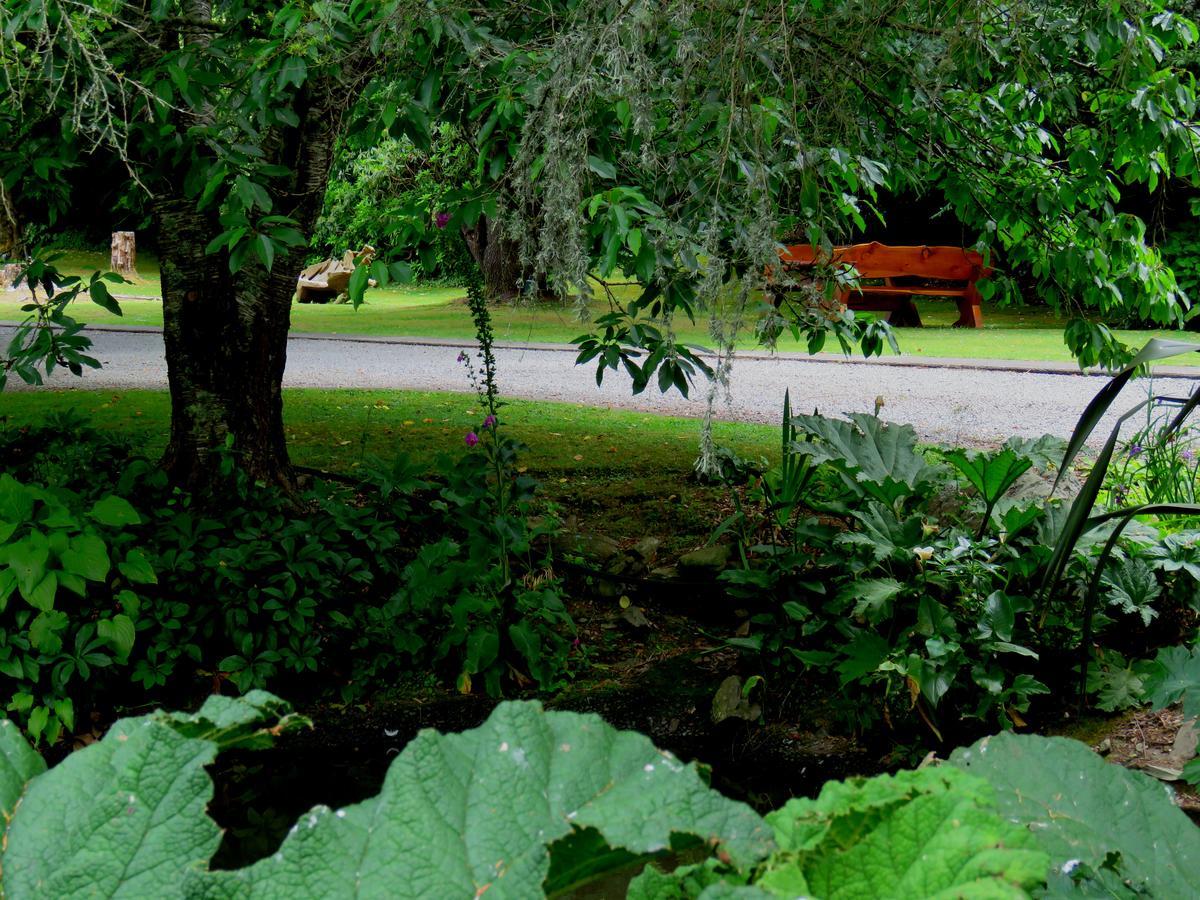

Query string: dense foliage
0 411 573 744
716 373 1200 739
0 696 1194 897
311 126 475 281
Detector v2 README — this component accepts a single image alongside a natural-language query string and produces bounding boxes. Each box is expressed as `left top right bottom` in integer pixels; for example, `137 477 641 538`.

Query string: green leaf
118 549 157 585
89 279 122 316
1101 556 1160 625
24 571 57 611
5 533 49 596
0 692 304 898
758 767 1046 898
193 700 771 897
950 732 1200 896
587 155 617 180
60 533 110 582
942 447 1032 507
0 718 46 821
97 614 136 660
257 233 275 272
28 609 68 653
89 495 141 527
792 414 940 506
838 577 903 623
1142 644 1200 719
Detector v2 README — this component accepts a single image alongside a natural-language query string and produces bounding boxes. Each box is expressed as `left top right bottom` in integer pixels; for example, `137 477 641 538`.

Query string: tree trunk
0 183 19 260
152 78 341 495
463 217 531 301
155 200 296 495
110 231 137 277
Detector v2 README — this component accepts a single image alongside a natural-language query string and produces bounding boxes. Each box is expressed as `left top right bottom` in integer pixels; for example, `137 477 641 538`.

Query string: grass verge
0 388 778 477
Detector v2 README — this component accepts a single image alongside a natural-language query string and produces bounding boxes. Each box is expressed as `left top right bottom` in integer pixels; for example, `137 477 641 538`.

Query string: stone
631 537 661 565
555 531 620 562
620 605 651 631
1005 466 1083 503
710 675 761 724
678 544 732 577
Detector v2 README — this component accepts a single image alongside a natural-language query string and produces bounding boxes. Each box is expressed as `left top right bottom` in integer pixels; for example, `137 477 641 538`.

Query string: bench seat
771 242 990 328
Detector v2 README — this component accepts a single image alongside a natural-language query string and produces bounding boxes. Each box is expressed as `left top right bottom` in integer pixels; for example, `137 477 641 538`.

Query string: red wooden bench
771 242 991 328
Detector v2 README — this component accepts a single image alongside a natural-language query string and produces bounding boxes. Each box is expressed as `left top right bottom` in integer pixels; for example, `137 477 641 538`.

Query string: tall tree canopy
3 0 1199 485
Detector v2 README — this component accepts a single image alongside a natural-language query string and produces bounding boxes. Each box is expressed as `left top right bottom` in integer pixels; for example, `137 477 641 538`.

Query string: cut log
110 231 138 277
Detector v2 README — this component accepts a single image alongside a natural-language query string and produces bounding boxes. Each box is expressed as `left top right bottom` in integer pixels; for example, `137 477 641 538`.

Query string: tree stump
0 263 21 290
110 231 137 277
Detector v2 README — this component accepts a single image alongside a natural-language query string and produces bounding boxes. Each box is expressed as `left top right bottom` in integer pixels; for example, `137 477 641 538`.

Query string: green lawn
0 388 778 477
6 249 1199 366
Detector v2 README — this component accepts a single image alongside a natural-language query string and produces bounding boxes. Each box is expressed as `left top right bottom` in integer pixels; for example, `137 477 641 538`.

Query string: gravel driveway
3 325 1196 447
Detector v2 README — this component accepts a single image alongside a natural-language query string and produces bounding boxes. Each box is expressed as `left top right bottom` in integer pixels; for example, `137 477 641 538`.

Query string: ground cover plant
0 694 1195 898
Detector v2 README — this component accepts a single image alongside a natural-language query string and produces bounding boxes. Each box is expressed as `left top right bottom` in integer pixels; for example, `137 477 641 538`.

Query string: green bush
717 399 1200 737
0 412 574 744
311 126 475 281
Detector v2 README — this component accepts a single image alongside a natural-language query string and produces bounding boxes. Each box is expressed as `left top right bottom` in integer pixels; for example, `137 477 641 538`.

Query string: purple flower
483 414 497 429
1128 444 1143 457
1184 448 1196 462
457 351 468 364
464 431 479 447
435 211 451 230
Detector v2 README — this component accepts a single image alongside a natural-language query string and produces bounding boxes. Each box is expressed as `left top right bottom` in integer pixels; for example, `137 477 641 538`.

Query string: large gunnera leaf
950 731 1200 896
791 413 941 506
0 690 304 899
630 767 1047 899
759 767 1046 898
193 700 770 899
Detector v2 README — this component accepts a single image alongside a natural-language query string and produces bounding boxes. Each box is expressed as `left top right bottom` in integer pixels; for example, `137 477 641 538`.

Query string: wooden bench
771 242 991 328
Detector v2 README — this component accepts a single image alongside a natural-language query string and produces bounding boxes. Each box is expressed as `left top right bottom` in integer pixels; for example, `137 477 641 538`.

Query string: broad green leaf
28 609 68 653
89 495 142 527
942 447 1032 507
1101 556 1160 625
0 692 303 898
60 532 111 582
758 767 1046 898
118 549 158 584
5 532 49 594
837 577 903 623
0 719 46 820
192 701 771 898
792 414 940 506
97 614 136 659
950 732 1200 896
1142 644 1200 719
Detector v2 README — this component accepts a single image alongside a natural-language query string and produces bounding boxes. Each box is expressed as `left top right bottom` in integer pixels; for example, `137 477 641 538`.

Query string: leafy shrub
719 383 1200 737
2 695 1196 898
0 473 152 744
0 405 573 742
311 126 475 281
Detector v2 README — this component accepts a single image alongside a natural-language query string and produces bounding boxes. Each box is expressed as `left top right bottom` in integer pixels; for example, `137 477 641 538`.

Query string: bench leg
890 297 923 327
953 295 983 328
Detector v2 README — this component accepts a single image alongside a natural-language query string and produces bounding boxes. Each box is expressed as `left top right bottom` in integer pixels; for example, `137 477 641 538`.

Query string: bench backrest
779 242 990 282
